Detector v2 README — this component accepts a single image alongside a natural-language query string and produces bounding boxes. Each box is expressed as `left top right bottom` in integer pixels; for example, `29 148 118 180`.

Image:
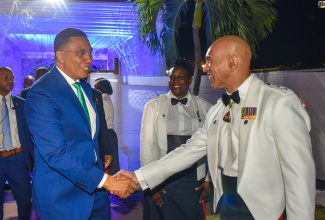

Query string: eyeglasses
0 75 14 81
169 75 189 81
60 49 94 58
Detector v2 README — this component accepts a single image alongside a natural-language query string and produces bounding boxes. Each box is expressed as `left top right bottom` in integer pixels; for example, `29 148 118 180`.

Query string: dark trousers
218 174 254 220
143 135 204 220
88 189 110 220
218 174 286 220
0 152 32 220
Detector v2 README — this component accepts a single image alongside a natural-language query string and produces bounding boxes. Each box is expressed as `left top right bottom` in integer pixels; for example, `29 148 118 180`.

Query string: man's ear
56 50 64 64
228 55 238 71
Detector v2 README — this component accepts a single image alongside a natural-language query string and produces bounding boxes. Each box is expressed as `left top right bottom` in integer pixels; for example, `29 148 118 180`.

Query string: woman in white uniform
140 58 212 220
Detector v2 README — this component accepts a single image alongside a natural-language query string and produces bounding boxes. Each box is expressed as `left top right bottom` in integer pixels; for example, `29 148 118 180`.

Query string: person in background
17 75 34 97
23 75 34 89
118 36 315 220
24 28 136 220
19 67 49 99
94 78 114 130
140 58 212 220
0 67 33 220
94 78 120 175
91 88 116 174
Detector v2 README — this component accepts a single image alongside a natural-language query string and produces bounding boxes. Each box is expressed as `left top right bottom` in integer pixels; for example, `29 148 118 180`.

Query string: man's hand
151 189 165 206
196 181 211 202
102 174 137 199
104 154 113 169
116 170 139 184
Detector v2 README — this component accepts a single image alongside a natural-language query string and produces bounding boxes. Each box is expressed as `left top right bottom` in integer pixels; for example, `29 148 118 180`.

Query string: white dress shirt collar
227 74 254 101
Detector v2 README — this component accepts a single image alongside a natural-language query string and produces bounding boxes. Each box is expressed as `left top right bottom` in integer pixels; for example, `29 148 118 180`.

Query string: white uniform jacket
140 91 212 180
137 75 315 220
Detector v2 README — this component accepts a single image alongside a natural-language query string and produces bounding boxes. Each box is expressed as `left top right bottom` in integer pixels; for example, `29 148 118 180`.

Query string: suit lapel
51 68 92 134
207 102 224 188
157 94 168 151
80 79 99 137
11 96 21 133
238 76 264 181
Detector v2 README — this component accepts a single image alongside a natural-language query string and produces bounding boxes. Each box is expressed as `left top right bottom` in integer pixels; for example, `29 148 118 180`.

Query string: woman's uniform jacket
140 91 212 180
136 75 315 220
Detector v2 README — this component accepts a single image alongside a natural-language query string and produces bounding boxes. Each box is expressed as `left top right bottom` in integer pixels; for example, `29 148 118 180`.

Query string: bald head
203 35 252 93
23 75 34 88
211 35 252 73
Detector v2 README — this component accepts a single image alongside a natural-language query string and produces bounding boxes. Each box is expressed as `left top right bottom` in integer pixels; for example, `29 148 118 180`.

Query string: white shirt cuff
98 173 108 188
134 169 149 190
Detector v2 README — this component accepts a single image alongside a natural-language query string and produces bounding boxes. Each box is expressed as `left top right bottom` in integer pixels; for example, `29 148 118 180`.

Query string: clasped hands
103 170 138 199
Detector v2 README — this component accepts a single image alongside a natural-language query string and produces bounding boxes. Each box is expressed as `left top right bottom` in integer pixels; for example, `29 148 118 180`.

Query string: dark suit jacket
18 87 30 99
24 67 106 219
12 96 34 171
92 89 120 175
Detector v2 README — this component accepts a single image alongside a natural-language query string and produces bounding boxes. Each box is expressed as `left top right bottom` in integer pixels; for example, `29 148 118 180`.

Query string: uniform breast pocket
191 118 200 132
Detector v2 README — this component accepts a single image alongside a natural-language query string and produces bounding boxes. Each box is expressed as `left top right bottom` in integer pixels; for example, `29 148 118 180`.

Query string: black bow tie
222 90 240 106
171 98 188 105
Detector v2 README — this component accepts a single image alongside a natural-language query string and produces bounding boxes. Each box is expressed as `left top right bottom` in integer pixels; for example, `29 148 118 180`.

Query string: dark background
174 0 325 70
251 0 325 69
86 0 325 70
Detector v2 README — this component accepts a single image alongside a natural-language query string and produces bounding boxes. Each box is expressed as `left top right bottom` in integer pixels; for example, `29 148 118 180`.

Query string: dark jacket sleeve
92 89 120 174
92 90 113 160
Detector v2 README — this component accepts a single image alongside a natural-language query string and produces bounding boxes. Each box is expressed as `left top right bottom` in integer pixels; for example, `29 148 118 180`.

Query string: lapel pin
244 120 248 124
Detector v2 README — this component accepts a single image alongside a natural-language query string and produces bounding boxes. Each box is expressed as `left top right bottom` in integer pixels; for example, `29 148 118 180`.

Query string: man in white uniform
119 35 315 220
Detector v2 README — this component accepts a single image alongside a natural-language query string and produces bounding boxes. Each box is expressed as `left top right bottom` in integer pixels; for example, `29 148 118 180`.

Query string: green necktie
72 82 90 125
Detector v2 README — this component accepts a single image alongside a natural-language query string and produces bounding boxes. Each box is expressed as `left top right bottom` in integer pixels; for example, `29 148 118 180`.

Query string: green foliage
131 0 165 52
132 0 277 63
213 0 277 57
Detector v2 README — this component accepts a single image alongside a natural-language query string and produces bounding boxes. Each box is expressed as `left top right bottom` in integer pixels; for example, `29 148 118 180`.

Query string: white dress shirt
219 74 254 177
57 68 96 138
0 93 21 151
167 92 199 135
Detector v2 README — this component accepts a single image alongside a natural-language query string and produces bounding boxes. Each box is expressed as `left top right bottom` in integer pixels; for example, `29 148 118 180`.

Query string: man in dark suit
24 28 136 220
0 67 33 220
92 88 118 174
93 79 120 175
19 67 49 99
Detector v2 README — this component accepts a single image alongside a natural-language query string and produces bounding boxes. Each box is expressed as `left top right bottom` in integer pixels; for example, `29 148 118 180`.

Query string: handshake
103 170 139 198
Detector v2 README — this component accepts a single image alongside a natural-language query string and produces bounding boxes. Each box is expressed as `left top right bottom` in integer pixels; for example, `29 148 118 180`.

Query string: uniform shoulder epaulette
264 82 292 93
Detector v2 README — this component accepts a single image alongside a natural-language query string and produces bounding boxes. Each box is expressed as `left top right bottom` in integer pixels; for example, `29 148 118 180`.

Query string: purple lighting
0 0 166 94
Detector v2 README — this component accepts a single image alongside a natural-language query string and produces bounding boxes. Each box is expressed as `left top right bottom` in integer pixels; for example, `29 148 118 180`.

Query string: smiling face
203 43 231 90
168 66 192 99
202 36 252 93
55 36 92 81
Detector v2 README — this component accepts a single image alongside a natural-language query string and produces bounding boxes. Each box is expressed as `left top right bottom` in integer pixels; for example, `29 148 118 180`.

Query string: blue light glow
0 0 165 94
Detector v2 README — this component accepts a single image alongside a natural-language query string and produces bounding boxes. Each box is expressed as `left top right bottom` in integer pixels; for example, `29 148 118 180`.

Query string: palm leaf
163 0 188 66
132 0 165 51
213 0 277 56
133 0 277 65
